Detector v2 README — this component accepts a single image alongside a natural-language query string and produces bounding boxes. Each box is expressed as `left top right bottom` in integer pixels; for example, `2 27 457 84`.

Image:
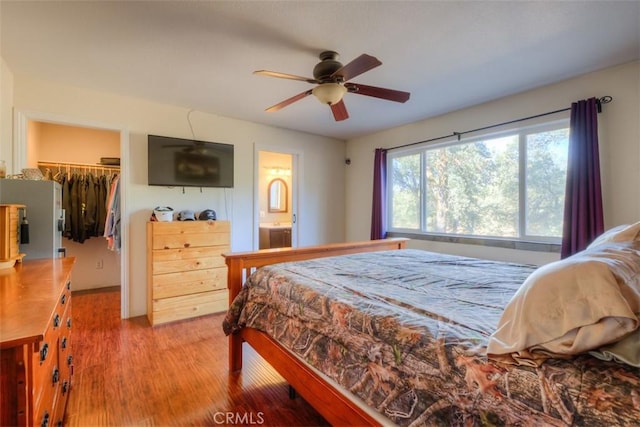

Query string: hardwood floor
66 288 329 426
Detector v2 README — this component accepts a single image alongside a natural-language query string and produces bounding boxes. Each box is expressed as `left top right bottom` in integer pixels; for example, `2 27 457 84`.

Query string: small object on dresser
198 209 216 220
20 209 29 244
21 168 44 180
153 207 173 222
177 210 195 221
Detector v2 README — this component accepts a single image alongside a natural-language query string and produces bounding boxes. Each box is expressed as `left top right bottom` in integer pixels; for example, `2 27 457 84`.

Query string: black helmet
198 209 216 220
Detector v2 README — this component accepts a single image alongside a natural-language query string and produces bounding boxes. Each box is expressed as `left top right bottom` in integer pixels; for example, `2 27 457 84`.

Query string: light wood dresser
0 257 76 427
146 220 230 326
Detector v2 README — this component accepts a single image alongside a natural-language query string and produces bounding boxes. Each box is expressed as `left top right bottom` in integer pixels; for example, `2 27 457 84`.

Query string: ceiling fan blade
254 70 318 84
346 83 410 103
265 90 312 112
330 100 349 121
331 54 382 82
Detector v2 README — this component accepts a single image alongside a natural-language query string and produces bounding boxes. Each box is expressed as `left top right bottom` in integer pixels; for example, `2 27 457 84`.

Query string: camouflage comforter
223 249 640 426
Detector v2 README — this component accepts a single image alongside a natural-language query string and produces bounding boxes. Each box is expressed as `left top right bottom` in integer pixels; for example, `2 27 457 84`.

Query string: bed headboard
223 238 408 302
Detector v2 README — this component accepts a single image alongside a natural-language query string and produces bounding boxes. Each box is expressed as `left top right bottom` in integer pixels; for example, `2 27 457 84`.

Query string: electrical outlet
96 259 104 269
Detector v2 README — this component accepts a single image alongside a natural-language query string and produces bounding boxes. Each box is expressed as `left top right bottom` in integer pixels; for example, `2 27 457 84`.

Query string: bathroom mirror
268 178 288 213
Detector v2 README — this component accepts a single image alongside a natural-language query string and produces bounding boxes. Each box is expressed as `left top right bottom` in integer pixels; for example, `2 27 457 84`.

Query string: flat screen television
147 135 234 188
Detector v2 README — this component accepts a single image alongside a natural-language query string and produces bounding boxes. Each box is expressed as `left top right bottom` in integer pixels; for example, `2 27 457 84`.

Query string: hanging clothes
96 174 108 237
62 174 72 239
104 174 121 251
56 169 116 244
84 173 97 237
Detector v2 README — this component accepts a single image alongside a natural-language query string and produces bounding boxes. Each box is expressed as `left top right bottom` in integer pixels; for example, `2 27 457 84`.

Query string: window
388 121 569 244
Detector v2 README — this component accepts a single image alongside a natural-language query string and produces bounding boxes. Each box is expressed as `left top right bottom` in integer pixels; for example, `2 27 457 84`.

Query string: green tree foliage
525 129 569 237
390 153 421 229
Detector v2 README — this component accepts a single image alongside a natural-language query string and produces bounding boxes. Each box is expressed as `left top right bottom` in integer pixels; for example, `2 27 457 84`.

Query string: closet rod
388 95 613 152
38 160 120 171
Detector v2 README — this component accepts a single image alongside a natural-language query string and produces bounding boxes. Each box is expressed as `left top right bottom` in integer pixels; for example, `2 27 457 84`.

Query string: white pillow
487 241 640 366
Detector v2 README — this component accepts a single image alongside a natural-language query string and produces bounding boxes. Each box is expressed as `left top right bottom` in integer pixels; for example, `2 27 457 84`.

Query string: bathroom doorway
256 149 298 250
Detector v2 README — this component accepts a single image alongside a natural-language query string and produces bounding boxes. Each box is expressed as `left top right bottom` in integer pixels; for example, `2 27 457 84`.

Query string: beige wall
31 121 120 165
10 74 346 318
346 61 640 266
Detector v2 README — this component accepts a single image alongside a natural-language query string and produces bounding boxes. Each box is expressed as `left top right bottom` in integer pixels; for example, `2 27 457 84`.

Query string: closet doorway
255 148 299 251
14 111 129 318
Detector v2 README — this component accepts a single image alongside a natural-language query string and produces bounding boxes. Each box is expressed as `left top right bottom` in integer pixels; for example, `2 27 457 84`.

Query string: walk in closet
28 121 122 293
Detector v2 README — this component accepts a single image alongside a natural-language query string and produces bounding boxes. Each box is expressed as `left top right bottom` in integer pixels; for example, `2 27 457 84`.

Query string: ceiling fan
254 51 410 121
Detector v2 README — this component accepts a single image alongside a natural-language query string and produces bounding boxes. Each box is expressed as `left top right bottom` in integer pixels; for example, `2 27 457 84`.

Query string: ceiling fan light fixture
312 83 347 105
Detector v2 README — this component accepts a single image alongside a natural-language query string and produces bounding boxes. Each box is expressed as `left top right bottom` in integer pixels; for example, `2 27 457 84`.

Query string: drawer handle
41 411 50 427
67 281 71 290
183 243 191 248
62 380 69 394
60 294 66 305
52 368 60 385
67 355 73 366
53 314 61 328
61 337 68 349
40 343 49 363
67 318 72 329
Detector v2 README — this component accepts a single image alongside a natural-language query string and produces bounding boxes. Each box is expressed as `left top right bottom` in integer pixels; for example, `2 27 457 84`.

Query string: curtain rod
388 95 613 152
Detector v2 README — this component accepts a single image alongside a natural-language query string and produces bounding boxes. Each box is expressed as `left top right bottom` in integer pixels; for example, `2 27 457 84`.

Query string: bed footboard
223 238 406 425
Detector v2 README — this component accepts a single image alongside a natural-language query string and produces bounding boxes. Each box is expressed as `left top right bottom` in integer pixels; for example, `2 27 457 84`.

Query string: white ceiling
1 1 639 140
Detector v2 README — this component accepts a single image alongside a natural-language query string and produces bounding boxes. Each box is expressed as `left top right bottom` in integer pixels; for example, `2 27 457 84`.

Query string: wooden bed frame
223 238 408 425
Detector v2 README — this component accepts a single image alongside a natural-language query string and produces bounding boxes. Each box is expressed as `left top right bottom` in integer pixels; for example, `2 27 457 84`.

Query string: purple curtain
370 148 387 240
561 97 604 258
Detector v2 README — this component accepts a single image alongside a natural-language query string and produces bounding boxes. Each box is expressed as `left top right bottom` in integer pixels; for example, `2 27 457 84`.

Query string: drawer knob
52 368 60 384
40 343 49 363
62 380 69 394
67 355 73 366
61 337 68 349
60 294 66 305
183 243 191 248
53 314 61 328
67 318 72 329
41 411 50 427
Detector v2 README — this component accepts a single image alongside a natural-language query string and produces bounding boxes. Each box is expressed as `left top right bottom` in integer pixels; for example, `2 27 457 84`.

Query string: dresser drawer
150 220 230 235
151 289 228 325
32 325 58 412
152 267 227 299
151 232 229 250
59 302 73 384
152 247 227 274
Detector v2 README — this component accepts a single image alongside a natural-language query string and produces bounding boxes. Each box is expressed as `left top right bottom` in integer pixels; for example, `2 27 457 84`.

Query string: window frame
386 118 570 251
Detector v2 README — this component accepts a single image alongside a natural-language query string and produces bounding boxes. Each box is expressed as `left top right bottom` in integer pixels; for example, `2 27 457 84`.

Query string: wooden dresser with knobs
146 220 230 326
0 257 76 427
